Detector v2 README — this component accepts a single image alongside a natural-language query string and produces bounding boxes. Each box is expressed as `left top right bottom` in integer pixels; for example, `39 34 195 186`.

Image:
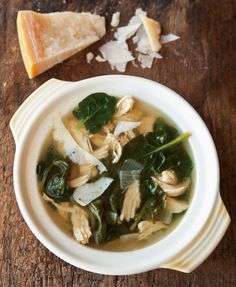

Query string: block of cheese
17 11 106 78
141 15 161 52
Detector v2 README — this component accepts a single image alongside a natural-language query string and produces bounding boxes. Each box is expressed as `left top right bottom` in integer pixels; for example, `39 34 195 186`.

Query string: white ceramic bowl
10 75 230 275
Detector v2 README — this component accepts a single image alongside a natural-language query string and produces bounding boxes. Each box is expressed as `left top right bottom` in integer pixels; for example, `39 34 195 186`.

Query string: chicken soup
37 93 193 251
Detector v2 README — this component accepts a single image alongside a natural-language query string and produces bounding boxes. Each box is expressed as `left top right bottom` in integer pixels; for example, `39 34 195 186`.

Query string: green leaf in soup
88 199 107 244
120 135 155 165
36 146 62 183
140 179 166 209
152 117 179 145
161 145 193 179
36 147 72 201
45 160 71 200
107 222 131 242
73 92 117 133
36 161 48 180
130 197 160 231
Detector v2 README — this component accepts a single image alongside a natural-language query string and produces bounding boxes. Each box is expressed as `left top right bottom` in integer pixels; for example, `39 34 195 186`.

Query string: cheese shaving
129 8 147 25
137 53 154 69
95 8 179 72
111 12 120 27
160 34 180 44
99 41 134 72
95 55 106 62
115 23 141 43
86 52 94 63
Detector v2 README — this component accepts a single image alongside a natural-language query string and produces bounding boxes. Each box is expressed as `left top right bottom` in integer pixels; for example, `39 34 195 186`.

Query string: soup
37 93 193 251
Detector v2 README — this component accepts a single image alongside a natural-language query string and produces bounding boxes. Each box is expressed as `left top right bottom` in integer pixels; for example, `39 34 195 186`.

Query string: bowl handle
160 193 230 273
10 78 71 144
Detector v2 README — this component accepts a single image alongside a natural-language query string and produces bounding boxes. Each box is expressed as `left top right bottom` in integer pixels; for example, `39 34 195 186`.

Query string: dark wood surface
1 0 235 286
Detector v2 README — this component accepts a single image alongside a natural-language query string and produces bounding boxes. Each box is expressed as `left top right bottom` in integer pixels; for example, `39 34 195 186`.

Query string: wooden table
1 0 235 286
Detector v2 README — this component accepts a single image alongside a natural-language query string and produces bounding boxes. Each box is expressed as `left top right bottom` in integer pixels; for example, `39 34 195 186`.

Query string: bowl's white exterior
10 76 230 275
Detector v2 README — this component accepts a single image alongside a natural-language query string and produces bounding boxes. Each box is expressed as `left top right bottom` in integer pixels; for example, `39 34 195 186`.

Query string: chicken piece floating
138 220 166 240
104 133 123 163
42 194 91 242
115 96 134 117
120 180 141 222
67 174 89 188
93 145 109 160
52 114 107 173
152 170 190 197
71 206 92 244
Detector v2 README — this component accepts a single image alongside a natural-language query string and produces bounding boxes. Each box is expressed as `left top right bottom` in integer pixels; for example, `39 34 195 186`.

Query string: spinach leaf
120 135 155 165
153 118 179 144
88 199 107 244
73 93 117 133
161 145 193 179
141 179 166 209
45 160 70 200
36 147 72 201
107 223 131 241
130 197 160 231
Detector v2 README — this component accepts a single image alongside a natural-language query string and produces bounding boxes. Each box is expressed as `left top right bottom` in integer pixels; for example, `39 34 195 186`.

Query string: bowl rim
11 75 220 275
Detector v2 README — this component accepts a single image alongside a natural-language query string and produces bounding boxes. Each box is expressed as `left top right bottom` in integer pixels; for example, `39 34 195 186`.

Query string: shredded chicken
157 170 178 185
138 220 166 240
120 180 141 221
103 121 115 133
152 170 190 197
93 145 109 160
116 107 143 122
152 176 190 197
104 133 122 163
71 206 92 244
127 130 136 139
67 119 93 153
118 130 136 146
79 163 98 178
115 96 134 117
68 164 99 188
67 174 89 188
42 190 92 244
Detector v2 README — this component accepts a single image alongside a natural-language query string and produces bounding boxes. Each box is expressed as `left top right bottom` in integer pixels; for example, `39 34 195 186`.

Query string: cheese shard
111 12 120 27
141 15 161 52
17 11 106 78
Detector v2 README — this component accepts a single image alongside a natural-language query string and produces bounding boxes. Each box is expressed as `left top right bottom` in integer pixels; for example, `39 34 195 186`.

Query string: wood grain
0 0 235 286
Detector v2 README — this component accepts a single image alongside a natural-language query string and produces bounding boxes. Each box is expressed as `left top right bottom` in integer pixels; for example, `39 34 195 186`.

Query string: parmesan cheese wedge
17 11 106 78
141 15 161 52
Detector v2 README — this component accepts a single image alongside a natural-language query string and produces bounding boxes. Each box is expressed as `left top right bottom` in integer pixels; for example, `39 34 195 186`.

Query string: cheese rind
17 11 106 78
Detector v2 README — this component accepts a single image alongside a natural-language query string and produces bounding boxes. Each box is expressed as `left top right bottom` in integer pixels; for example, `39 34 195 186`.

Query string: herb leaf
88 199 107 244
148 132 192 155
36 147 72 201
130 197 160 231
73 93 117 133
